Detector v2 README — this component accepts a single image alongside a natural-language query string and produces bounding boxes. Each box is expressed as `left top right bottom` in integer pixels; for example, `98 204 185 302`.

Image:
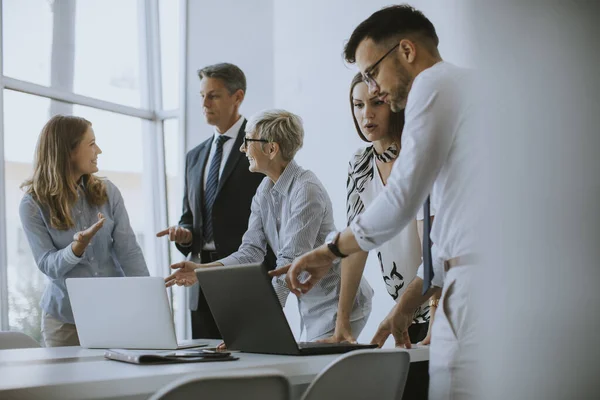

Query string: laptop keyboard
298 341 355 348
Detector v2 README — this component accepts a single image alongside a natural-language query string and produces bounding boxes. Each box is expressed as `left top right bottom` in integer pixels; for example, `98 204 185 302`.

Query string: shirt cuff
349 218 378 252
218 255 240 266
63 244 83 265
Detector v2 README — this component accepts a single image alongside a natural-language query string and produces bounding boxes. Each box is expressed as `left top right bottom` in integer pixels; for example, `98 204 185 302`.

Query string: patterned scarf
374 143 399 163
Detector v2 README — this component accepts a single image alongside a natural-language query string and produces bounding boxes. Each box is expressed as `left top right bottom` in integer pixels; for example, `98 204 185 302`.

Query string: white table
0 341 429 399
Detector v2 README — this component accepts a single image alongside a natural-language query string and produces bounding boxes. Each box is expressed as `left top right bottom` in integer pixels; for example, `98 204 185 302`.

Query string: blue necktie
422 196 434 294
203 135 231 243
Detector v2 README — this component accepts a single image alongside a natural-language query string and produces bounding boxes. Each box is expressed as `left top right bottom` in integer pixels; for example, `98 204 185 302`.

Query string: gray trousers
41 312 80 347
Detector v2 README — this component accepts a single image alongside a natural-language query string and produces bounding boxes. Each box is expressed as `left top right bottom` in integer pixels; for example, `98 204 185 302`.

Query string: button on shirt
19 180 150 324
202 116 245 251
219 160 374 340
350 62 476 286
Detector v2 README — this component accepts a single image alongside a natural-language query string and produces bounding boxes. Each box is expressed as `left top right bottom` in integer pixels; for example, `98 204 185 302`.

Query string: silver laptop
66 277 207 350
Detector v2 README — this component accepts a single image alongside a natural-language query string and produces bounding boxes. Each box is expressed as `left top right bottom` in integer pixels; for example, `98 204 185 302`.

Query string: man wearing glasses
157 63 275 339
274 5 478 399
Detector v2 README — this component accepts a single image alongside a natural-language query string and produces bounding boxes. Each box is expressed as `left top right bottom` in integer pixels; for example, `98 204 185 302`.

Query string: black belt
199 250 219 263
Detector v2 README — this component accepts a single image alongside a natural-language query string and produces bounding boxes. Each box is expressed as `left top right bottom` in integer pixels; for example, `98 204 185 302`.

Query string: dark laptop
195 263 377 356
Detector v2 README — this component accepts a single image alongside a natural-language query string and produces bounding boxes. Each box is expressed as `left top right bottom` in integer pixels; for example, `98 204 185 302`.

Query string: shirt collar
269 160 301 197
212 115 244 142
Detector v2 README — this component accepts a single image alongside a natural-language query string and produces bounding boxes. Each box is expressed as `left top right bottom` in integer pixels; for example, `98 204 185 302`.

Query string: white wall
273 0 474 344
472 1 600 398
184 0 275 149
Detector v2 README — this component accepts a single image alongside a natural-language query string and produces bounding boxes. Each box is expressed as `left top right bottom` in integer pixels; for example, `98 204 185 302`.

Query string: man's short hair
246 110 304 161
344 5 439 64
197 63 247 94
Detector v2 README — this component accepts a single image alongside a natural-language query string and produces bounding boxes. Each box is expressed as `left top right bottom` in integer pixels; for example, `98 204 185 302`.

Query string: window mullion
0 0 9 331
49 0 76 117
139 0 169 280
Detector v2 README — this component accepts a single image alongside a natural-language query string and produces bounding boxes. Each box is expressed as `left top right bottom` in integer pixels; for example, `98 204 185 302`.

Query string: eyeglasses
363 43 400 91
243 137 269 149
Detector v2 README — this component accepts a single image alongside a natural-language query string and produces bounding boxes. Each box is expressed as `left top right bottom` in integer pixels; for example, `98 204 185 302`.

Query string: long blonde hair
21 115 108 230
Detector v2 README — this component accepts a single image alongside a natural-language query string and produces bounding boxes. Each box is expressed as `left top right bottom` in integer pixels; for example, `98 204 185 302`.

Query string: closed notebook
104 349 238 365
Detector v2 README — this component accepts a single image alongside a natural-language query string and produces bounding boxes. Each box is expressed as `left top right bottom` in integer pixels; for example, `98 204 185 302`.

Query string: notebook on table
104 349 238 365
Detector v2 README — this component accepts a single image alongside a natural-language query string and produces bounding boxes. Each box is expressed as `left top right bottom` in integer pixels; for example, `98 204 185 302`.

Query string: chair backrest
148 368 291 400
0 331 41 350
301 349 411 400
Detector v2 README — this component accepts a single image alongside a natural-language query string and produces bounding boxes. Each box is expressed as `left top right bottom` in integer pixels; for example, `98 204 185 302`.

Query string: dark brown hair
349 73 404 143
344 4 439 64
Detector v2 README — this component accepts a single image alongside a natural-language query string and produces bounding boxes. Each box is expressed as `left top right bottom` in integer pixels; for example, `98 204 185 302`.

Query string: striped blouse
347 146 431 323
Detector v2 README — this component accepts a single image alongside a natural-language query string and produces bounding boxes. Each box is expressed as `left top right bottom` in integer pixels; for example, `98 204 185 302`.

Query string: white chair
0 331 41 350
301 349 411 400
148 368 291 400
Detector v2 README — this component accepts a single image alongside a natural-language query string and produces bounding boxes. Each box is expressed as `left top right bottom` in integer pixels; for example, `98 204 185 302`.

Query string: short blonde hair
246 109 304 161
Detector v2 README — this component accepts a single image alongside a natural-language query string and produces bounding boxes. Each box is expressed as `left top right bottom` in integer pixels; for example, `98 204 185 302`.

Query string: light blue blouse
19 179 149 324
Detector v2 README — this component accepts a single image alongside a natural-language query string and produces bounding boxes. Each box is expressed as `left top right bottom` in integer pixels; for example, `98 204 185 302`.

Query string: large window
2 0 53 87
0 0 184 340
73 0 142 107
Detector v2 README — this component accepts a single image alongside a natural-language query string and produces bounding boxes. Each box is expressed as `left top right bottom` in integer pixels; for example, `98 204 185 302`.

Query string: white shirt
202 116 245 250
350 62 476 285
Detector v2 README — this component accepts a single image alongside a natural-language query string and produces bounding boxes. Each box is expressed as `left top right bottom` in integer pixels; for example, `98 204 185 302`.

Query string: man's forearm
396 276 437 314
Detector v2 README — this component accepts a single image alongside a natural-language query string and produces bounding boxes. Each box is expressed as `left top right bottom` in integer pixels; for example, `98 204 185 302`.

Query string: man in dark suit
157 63 272 339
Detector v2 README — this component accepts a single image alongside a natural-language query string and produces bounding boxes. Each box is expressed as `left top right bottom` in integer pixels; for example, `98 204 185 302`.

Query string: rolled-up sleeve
19 196 82 280
108 183 149 276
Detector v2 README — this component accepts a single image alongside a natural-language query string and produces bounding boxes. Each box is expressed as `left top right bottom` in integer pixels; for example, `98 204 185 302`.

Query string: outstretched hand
72 213 105 257
269 244 336 296
165 261 200 287
73 212 106 245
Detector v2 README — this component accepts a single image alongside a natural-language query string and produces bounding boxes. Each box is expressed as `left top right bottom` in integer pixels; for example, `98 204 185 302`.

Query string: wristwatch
326 231 348 259
429 298 440 308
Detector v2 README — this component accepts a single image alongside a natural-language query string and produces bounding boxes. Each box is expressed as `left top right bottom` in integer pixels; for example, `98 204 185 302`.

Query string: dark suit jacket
176 118 275 270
